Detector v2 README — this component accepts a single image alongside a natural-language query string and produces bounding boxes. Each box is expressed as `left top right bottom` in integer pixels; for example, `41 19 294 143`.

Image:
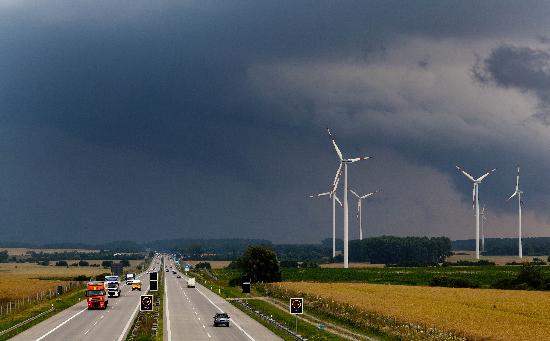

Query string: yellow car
131 279 142 291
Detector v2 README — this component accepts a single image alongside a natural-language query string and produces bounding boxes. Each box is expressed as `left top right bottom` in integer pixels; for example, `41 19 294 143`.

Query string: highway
10 257 160 341
163 257 280 341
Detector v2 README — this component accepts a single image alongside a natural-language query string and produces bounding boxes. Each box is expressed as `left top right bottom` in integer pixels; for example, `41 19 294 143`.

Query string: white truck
187 277 196 288
104 275 121 297
125 273 135 285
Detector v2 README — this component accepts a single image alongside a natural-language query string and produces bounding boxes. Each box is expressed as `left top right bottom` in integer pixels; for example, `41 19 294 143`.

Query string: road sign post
140 295 154 311
289 298 303 334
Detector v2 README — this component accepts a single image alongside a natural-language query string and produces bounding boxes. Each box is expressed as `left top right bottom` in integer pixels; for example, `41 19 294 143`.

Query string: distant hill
452 237 550 256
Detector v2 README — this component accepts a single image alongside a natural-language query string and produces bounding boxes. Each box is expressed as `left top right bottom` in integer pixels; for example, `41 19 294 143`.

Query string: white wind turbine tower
350 189 381 240
327 128 371 268
309 166 343 258
456 166 496 259
481 205 487 253
507 165 523 258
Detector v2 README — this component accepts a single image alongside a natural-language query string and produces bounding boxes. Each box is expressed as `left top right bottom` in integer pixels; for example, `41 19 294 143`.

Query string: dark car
213 313 230 327
176 274 181 278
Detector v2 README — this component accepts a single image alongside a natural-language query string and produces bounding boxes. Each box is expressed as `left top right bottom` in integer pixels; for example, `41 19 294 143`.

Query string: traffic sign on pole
140 295 153 311
289 298 303 314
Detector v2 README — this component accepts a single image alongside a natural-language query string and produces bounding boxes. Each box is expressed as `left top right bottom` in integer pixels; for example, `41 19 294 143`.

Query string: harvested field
274 282 550 341
0 261 143 303
185 260 231 269
448 251 547 265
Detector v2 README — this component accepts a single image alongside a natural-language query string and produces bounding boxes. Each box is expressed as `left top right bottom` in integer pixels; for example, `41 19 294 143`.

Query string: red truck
86 282 108 310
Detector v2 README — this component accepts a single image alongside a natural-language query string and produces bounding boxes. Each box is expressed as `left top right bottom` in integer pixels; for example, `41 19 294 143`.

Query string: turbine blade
349 189 360 198
347 156 371 163
507 191 517 201
334 195 342 206
327 128 344 160
516 165 520 191
311 192 331 198
476 168 497 182
362 189 381 199
331 164 343 194
456 165 475 182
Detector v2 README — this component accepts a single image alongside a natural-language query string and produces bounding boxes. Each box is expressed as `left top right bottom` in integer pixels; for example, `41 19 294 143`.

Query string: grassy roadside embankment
0 286 86 341
191 268 377 340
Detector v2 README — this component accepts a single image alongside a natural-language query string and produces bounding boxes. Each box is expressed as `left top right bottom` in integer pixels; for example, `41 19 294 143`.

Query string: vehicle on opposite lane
213 312 230 327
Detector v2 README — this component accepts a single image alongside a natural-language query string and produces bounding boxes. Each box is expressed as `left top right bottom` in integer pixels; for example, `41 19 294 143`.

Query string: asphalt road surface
163 257 280 341
11 257 160 341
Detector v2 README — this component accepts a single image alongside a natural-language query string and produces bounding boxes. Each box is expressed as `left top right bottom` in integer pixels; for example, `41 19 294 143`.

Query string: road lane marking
36 307 87 341
195 286 256 341
207 332 211 338
117 283 150 341
165 260 172 341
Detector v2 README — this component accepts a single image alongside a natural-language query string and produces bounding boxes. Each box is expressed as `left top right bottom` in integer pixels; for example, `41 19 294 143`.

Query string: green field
279 266 550 287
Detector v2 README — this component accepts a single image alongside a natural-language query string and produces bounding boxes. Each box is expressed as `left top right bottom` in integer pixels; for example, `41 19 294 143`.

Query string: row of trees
349 236 452 265
452 237 550 256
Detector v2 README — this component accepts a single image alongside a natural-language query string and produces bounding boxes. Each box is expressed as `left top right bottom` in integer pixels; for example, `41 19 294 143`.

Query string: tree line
349 236 452 265
452 237 550 256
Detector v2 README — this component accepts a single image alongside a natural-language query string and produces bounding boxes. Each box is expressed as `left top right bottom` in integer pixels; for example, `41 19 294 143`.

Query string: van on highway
131 279 142 291
187 278 196 288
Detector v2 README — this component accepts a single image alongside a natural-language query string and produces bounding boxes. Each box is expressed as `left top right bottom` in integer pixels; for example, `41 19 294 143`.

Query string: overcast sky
2 1 550 244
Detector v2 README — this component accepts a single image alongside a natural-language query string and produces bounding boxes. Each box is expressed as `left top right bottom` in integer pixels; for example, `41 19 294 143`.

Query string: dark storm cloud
1 1 550 243
473 44 550 124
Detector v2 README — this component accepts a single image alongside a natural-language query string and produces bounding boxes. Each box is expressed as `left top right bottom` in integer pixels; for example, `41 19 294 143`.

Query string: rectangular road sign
150 272 158 281
150 280 158 291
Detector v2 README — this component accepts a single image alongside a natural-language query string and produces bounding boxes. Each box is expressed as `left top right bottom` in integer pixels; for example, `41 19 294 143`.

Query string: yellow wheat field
275 282 550 341
0 261 143 302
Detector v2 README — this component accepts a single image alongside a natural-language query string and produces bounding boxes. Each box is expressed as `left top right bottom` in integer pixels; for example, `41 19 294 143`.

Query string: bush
37 260 49 266
492 263 547 290
78 260 89 266
55 260 68 266
531 258 547 265
74 275 88 281
430 275 480 288
228 276 242 287
299 261 319 268
443 260 495 266
101 260 113 268
226 261 240 269
195 262 211 269
119 259 130 267
280 260 299 268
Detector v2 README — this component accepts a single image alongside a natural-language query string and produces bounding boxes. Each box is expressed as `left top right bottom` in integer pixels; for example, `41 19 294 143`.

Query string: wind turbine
309 166 343 258
327 128 371 268
350 189 381 240
456 165 496 259
507 165 523 258
481 205 487 253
